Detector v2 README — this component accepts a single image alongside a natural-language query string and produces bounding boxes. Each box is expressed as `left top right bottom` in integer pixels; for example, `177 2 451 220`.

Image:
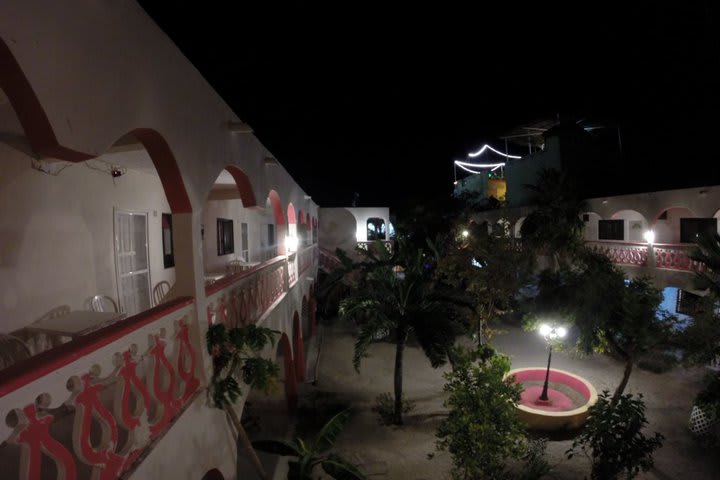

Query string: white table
25 310 126 339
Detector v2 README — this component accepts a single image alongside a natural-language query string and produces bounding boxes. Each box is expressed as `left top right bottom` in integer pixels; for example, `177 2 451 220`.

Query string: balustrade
206 257 288 328
586 240 707 273
0 297 200 480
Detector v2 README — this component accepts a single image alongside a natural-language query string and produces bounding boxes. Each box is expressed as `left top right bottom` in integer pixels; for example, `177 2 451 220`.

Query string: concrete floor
304 319 719 480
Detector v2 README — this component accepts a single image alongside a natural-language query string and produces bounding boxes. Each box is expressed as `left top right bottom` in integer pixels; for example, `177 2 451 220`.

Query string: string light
468 144 521 159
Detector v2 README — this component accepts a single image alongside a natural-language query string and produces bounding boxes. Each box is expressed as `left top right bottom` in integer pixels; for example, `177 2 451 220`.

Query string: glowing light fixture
643 230 655 245
286 235 298 252
538 323 567 402
468 144 521 159
462 230 469 238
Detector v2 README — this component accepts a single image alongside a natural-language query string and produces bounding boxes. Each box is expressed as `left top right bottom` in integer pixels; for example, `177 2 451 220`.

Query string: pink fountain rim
505 367 599 417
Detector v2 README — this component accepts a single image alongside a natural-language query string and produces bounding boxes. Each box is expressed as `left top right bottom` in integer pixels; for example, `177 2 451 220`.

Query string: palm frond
312 409 351 452
321 453 367 480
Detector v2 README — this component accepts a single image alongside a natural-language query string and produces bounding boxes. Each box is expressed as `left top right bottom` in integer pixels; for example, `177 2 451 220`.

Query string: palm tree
520 168 587 269
340 238 468 424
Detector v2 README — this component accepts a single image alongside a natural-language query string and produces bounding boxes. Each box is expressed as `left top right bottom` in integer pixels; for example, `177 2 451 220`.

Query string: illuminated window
367 218 386 241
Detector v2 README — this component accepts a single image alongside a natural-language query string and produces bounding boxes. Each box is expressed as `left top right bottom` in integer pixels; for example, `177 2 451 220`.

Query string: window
598 219 624 240
241 222 249 262
161 213 175 268
217 218 234 255
266 224 275 260
367 217 386 241
582 214 590 222
680 218 717 243
677 289 703 316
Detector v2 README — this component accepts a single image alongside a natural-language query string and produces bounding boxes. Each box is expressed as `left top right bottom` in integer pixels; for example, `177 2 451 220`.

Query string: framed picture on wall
162 213 175 268
218 218 234 255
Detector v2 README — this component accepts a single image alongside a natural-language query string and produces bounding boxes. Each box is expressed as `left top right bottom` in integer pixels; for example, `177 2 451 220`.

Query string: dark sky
137 2 720 210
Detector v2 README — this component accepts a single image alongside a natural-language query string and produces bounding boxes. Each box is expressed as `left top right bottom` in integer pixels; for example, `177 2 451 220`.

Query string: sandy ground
300 319 720 480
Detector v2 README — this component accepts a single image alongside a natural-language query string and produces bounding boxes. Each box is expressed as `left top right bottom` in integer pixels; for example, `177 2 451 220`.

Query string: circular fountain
506 367 598 431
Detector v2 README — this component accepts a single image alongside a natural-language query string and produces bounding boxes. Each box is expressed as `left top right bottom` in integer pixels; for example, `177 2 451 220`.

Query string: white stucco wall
0 143 175 333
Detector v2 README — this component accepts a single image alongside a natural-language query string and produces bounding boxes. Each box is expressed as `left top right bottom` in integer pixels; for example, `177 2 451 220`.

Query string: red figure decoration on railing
67 373 125 480
175 320 200 404
8 404 78 480
147 333 180 435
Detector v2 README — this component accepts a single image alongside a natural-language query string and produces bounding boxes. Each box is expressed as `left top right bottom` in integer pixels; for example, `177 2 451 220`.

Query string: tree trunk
612 357 633 405
225 404 270 480
393 327 407 425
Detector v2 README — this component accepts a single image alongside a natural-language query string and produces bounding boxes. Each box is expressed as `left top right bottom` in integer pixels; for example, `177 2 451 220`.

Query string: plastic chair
91 295 118 313
0 333 33 370
153 280 171 306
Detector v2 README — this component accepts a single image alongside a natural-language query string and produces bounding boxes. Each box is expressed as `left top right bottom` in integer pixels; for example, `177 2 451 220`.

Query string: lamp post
538 323 567 402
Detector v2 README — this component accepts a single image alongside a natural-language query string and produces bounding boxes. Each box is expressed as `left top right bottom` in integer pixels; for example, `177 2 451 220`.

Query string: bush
516 437 552 480
436 345 526 480
568 391 663 480
372 392 415 425
637 350 678 373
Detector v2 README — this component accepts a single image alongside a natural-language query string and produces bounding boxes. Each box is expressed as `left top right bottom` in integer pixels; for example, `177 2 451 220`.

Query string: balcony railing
205 256 288 328
585 240 648 267
585 240 707 273
0 297 199 480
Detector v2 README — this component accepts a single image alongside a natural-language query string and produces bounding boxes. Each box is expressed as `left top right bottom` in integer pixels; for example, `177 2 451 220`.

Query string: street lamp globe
537 323 567 402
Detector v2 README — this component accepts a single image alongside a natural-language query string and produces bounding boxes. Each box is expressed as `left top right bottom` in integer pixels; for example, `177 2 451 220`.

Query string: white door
114 210 152 316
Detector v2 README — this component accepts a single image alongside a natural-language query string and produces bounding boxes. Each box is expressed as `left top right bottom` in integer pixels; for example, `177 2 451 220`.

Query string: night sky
137 2 720 211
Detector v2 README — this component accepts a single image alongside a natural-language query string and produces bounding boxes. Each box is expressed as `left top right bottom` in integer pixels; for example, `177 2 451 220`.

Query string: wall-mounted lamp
304 195 312 200
286 235 298 252
643 230 655 245
227 121 253 133
264 156 278 166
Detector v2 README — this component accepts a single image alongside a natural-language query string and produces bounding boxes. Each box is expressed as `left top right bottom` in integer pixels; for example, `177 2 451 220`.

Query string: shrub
436 345 526 480
568 391 663 480
372 392 415 425
637 350 678 373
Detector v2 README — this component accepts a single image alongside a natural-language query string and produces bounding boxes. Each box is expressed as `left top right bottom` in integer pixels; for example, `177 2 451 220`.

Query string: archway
610 209 650 243
292 311 305 382
513 217 526 239
651 207 695 244
278 332 298 412
201 166 261 285
266 190 287 256
287 203 298 252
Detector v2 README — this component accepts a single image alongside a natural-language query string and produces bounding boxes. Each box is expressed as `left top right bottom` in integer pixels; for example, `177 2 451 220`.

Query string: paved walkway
305 320 719 479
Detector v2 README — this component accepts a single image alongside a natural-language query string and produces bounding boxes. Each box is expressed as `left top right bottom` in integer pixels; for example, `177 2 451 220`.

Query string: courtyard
287 318 719 479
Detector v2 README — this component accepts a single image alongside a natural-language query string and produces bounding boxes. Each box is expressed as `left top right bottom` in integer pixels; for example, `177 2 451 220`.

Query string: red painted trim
0 297 194 398
0 38 93 161
0 41 193 214
287 203 296 224
205 256 286 296
268 190 286 225
131 129 192 214
225 165 258 208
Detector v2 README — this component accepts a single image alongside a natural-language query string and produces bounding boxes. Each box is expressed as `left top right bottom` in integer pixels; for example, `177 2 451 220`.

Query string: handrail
205 256 286 296
0 296 194 398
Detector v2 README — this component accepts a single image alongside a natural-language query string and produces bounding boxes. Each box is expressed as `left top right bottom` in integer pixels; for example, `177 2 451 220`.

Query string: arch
287 203 296 225
610 209 650 243
267 190 285 225
277 333 298 413
224 165 257 207
651 207 694 244
306 212 311 226
292 312 305 382
0 40 192 214
201 469 225 480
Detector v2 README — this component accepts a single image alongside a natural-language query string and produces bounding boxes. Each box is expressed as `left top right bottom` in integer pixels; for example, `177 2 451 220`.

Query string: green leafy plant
207 323 280 480
341 237 469 425
436 345 526 480
515 437 552 480
567 391 664 480
372 392 415 425
253 409 365 480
